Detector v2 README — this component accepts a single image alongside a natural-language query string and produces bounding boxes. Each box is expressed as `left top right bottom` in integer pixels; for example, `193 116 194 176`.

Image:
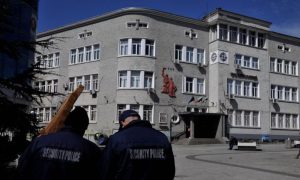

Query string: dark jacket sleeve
16 139 37 179
165 143 176 180
98 138 117 180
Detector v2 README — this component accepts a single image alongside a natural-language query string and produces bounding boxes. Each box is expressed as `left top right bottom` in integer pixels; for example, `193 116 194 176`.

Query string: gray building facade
34 8 300 142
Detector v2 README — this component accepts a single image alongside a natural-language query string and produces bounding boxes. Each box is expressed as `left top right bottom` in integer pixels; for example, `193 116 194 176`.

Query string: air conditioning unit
271 98 277 103
235 64 241 69
174 59 180 64
89 89 97 95
229 94 235 99
63 83 68 90
146 87 155 94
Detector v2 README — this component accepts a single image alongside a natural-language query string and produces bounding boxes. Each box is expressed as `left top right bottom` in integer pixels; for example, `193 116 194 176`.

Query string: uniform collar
122 120 152 130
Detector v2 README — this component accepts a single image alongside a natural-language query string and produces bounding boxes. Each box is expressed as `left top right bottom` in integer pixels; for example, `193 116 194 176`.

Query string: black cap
119 110 140 122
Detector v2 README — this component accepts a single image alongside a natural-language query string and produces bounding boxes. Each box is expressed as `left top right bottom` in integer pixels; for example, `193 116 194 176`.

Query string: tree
0 0 59 178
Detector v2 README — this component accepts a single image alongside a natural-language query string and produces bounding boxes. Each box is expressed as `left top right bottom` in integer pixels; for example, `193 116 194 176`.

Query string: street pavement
173 143 300 180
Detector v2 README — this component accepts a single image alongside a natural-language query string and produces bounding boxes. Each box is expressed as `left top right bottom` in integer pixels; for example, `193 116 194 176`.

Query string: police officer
99 110 175 180
17 107 101 180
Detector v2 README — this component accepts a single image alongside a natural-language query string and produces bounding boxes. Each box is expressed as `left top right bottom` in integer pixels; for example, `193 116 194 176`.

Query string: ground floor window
271 113 299 129
228 110 260 128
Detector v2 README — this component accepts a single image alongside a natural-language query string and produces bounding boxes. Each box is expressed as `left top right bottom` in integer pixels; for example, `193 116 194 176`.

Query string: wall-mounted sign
210 50 229 65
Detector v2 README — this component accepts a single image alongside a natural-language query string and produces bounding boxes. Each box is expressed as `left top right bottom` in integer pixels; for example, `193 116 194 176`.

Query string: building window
257 33 265 48
119 38 155 57
235 81 242 96
144 72 153 88
243 56 250 68
292 115 298 129
235 110 242 126
239 28 247 45
228 79 259 98
78 31 92 39
143 105 153 121
244 82 250 97
117 104 126 120
175 45 205 64
229 26 237 42
227 79 234 95
36 53 60 68
252 58 258 69
69 78 75 91
132 39 141 55
183 77 205 94
249 31 256 47
278 114 284 128
85 46 92 62
270 58 275 72
235 54 259 70
211 25 217 41
130 71 141 88
120 39 129 55
119 71 127 88
196 49 204 64
235 54 242 65
46 80 52 92
292 88 298 102
47 54 53 68
271 113 276 128
76 77 83 87
54 53 60 67
84 75 91 91
270 57 298 76
118 70 154 89
93 44 100 60
145 40 154 56
252 83 258 97
40 81 45 92
271 85 298 102
271 113 299 129
292 62 297 75
196 79 204 94
70 49 76 64
244 111 250 126
175 45 183 61
253 112 259 127
78 48 84 63
285 114 291 129
186 47 194 63
284 87 290 101
53 80 58 93
277 86 283 100
117 104 153 123
284 61 290 74
45 108 50 122
219 24 228 40
92 74 98 90
90 105 97 122
277 59 282 73
185 77 193 93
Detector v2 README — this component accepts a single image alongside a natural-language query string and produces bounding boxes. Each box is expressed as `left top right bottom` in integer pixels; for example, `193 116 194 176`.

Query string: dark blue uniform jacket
99 120 175 180
17 127 101 180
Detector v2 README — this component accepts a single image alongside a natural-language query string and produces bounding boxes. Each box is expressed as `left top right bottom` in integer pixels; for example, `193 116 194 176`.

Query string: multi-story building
34 8 300 142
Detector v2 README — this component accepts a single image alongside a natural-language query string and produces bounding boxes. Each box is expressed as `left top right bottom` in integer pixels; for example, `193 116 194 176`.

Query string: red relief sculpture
161 68 177 97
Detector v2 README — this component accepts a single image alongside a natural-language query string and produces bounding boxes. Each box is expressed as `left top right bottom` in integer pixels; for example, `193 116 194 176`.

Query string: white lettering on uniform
129 148 165 160
41 148 81 162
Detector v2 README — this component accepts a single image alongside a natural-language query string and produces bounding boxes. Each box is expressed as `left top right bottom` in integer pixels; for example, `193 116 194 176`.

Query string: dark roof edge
269 31 300 43
37 7 208 38
203 8 272 27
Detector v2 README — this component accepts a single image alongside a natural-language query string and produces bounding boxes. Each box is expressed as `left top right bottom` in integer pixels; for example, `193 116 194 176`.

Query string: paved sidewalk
173 144 300 180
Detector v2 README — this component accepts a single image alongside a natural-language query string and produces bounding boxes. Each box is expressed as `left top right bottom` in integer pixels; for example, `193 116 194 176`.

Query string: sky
38 0 300 38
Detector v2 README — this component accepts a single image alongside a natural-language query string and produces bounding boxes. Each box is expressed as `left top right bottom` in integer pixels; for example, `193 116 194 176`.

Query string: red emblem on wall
161 68 176 97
